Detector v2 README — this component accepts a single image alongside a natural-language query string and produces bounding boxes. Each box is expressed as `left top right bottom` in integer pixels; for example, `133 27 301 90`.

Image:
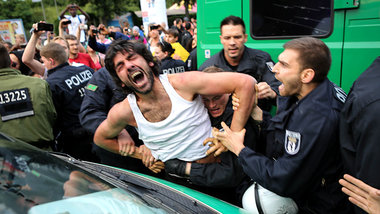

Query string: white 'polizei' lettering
162 66 185 74
65 70 93 89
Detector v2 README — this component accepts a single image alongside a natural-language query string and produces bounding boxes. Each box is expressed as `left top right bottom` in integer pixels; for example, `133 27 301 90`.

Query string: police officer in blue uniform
340 56 380 214
40 42 95 161
79 67 153 174
199 16 280 112
214 37 352 213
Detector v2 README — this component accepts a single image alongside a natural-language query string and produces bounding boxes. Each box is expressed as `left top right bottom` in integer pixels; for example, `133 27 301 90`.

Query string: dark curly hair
105 39 160 93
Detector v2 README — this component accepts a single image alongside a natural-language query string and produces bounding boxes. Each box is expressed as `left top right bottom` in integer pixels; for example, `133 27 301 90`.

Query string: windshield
0 134 166 214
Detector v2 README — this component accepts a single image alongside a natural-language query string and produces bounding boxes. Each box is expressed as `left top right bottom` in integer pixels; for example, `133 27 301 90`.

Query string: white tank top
127 74 211 162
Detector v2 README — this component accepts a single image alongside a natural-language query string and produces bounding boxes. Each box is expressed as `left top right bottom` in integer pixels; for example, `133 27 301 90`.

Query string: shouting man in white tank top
94 40 256 174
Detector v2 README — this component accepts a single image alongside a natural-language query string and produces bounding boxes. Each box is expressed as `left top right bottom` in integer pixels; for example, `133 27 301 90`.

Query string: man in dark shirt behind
340 56 380 214
200 16 280 112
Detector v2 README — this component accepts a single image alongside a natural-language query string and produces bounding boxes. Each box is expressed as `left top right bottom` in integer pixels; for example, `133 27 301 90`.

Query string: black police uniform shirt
79 67 126 134
46 62 94 135
199 46 280 112
186 47 197 71
159 57 187 74
237 79 350 213
340 56 380 214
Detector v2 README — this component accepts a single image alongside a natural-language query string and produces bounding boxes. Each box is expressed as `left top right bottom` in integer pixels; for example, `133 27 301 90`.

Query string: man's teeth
131 71 142 79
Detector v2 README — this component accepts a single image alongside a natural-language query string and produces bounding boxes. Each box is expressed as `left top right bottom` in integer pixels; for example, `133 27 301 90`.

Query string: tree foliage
78 0 140 24
0 0 33 32
1 0 196 39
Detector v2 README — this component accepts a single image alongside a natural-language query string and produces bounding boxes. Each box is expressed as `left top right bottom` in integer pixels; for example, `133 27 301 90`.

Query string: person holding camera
23 22 68 78
59 3 89 44
87 24 130 54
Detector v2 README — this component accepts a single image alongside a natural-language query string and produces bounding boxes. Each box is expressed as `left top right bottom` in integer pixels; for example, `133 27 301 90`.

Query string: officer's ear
50 58 56 66
148 61 154 67
301 68 315 84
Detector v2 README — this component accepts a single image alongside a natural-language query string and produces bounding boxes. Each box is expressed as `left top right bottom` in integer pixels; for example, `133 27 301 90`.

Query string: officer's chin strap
254 182 264 214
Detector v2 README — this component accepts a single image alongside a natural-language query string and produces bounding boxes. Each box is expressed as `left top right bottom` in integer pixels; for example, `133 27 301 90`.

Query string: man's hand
339 174 380 214
88 25 97 37
31 22 46 37
98 24 109 35
203 127 228 157
257 82 277 99
138 145 155 168
59 19 70 29
164 159 188 178
148 161 165 174
117 129 135 156
213 122 246 156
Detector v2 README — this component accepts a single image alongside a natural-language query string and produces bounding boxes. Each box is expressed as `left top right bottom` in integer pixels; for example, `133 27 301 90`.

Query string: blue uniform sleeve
343 101 380 188
238 109 340 198
88 36 108 54
255 52 280 94
79 69 111 134
113 32 131 41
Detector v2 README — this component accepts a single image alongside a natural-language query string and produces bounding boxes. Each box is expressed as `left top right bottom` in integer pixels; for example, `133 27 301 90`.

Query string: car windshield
0 134 167 214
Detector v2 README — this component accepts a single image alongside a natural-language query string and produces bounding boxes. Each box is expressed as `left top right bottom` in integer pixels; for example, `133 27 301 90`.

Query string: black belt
255 182 264 214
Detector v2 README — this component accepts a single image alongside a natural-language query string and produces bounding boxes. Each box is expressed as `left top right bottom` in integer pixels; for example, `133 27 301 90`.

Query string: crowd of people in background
1 3 380 214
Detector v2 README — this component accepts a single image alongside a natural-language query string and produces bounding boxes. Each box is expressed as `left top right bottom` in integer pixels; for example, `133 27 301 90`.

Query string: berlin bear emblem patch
285 130 301 155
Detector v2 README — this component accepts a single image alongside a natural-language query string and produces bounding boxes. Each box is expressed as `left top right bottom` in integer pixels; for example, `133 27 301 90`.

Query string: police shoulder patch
284 130 301 155
85 84 98 91
334 86 346 103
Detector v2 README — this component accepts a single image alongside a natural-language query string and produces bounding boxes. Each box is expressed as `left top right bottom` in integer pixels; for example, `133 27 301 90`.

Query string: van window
250 0 333 39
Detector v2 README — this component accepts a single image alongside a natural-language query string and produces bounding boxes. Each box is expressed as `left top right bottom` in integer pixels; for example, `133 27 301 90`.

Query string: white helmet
242 183 298 214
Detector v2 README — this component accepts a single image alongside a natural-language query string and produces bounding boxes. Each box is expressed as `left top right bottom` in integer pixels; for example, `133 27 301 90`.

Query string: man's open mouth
131 70 145 85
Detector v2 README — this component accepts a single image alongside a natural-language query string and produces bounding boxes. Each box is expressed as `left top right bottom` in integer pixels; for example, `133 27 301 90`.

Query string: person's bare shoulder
108 97 137 127
168 72 204 101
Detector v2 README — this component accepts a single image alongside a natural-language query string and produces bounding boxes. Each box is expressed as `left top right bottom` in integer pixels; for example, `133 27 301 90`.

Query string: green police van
197 0 380 91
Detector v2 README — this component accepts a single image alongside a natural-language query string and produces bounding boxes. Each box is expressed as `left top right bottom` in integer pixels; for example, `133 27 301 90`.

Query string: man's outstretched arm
22 23 46 76
171 71 256 132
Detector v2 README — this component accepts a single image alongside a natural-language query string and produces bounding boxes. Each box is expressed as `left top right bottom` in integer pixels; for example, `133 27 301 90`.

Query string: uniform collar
47 62 70 76
270 79 330 129
217 46 249 71
0 68 22 76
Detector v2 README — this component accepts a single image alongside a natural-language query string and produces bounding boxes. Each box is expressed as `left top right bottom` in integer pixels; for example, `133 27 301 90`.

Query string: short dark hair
220 15 246 34
0 44 11 68
167 29 179 38
175 18 182 24
158 40 174 56
284 37 331 82
185 22 191 30
105 39 160 93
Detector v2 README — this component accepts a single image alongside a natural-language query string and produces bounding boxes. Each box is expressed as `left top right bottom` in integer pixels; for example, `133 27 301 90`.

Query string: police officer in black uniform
199 16 280 112
40 42 95 161
155 40 187 74
340 56 380 214
164 66 261 206
79 67 153 174
214 37 352 213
